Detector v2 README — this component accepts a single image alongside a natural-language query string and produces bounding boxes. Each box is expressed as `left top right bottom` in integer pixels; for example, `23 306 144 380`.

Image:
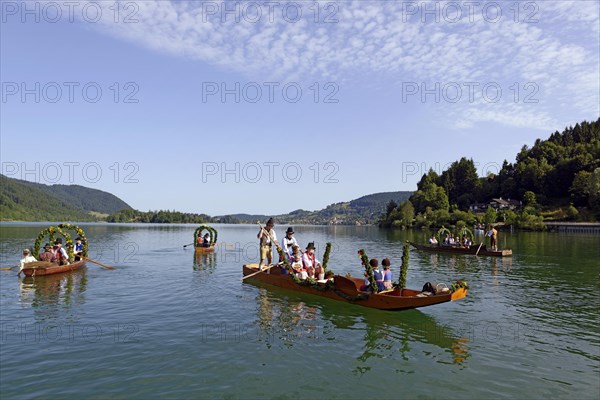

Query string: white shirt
19 255 37 271
281 236 298 258
302 252 320 269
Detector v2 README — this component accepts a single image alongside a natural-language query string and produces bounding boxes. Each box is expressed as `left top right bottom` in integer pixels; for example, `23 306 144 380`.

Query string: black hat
75 237 82 241
54 238 63 245
266 218 274 226
286 227 294 234
306 242 315 250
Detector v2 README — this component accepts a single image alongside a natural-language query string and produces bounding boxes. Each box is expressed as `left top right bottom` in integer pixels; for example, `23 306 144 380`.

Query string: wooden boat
242 264 467 311
194 245 215 254
20 260 86 277
409 242 512 257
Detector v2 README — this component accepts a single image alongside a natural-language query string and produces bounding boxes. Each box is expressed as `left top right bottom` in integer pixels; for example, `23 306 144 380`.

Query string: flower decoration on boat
193 225 218 247
58 224 88 257
450 280 469 292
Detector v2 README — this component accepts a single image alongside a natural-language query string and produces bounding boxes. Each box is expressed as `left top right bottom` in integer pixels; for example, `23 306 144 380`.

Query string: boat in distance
409 242 512 257
242 263 467 311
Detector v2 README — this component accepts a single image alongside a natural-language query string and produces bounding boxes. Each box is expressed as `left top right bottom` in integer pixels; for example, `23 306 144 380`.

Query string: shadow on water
247 280 470 368
19 268 87 320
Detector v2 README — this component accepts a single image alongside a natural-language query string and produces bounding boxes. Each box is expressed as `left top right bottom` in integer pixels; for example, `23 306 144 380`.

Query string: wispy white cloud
67 0 599 130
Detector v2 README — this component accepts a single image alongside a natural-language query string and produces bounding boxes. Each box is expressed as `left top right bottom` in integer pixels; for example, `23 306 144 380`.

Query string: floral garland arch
193 225 218 247
455 226 475 243
58 223 89 257
33 226 74 262
436 226 453 242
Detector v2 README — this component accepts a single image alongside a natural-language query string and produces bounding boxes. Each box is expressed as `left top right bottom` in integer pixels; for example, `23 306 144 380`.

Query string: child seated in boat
19 249 37 274
371 258 385 291
382 258 393 290
291 254 307 279
202 233 210 248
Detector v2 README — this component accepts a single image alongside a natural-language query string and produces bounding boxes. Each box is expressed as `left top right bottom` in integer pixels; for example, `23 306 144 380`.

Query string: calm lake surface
0 223 598 399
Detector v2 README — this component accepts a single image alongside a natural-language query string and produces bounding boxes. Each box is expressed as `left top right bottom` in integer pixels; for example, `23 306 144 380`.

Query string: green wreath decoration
58 224 88 257
322 242 332 274
33 226 74 262
450 280 469 292
276 247 293 273
358 249 378 293
193 225 218 247
334 289 369 301
437 226 452 243
455 226 475 244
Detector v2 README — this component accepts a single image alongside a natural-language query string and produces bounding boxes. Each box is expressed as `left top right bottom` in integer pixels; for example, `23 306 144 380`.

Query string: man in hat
54 238 69 265
39 243 56 262
74 237 84 261
18 249 37 276
281 227 298 260
257 218 278 269
302 242 322 278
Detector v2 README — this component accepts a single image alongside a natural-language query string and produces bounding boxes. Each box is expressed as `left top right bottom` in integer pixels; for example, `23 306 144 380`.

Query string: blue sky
1 0 599 215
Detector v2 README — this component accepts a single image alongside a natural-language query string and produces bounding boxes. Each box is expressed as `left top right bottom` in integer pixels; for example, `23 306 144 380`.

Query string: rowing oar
242 263 280 281
183 243 195 248
80 255 115 270
0 265 18 271
475 242 484 256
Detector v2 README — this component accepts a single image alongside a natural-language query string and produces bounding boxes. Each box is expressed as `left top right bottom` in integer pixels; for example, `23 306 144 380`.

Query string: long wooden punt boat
409 242 512 257
242 264 467 311
194 245 215 254
21 261 86 277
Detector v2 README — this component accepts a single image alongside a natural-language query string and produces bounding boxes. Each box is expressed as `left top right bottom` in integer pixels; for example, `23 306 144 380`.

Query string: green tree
523 191 537 207
399 201 415 227
484 207 497 224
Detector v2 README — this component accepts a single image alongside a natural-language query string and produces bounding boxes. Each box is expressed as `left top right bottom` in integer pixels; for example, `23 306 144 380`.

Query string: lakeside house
470 197 522 212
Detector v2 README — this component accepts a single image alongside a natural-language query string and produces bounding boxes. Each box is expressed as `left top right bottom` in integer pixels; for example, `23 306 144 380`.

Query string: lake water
0 223 598 399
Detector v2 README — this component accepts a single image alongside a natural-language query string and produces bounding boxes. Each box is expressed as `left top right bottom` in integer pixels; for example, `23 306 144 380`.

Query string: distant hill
215 191 413 225
0 174 132 221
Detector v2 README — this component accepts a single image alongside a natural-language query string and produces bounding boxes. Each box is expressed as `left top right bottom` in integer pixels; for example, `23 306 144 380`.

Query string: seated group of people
197 233 211 248
360 258 393 292
287 241 325 280
430 233 472 247
20 237 84 269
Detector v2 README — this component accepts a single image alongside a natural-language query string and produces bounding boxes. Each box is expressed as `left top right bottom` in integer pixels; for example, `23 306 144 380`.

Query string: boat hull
410 242 512 257
21 261 86 277
242 264 467 311
194 246 215 253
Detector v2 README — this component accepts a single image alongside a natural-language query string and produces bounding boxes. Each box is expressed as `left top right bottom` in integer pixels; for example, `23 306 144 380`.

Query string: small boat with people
185 224 217 253
242 263 468 311
409 242 513 257
410 226 512 257
17 224 105 277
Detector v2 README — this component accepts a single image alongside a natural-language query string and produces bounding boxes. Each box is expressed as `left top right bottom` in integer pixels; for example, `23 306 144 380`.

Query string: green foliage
322 242 332 272
194 225 218 246
409 182 449 214
358 249 378 293
398 244 409 289
566 204 579 221
523 191 537 207
107 209 213 224
484 207 497 224
0 175 100 222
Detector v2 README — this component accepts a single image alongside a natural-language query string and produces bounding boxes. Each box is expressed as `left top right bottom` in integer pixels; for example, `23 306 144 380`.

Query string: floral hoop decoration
358 249 378 293
33 225 74 262
456 227 475 243
437 226 452 243
450 280 469 292
58 223 88 257
193 225 218 247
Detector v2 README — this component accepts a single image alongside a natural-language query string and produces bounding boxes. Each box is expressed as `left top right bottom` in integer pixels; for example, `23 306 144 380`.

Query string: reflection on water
250 281 470 367
193 252 216 271
19 268 87 320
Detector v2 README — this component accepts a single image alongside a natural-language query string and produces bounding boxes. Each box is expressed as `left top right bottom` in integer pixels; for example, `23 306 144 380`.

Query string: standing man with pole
257 218 278 270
